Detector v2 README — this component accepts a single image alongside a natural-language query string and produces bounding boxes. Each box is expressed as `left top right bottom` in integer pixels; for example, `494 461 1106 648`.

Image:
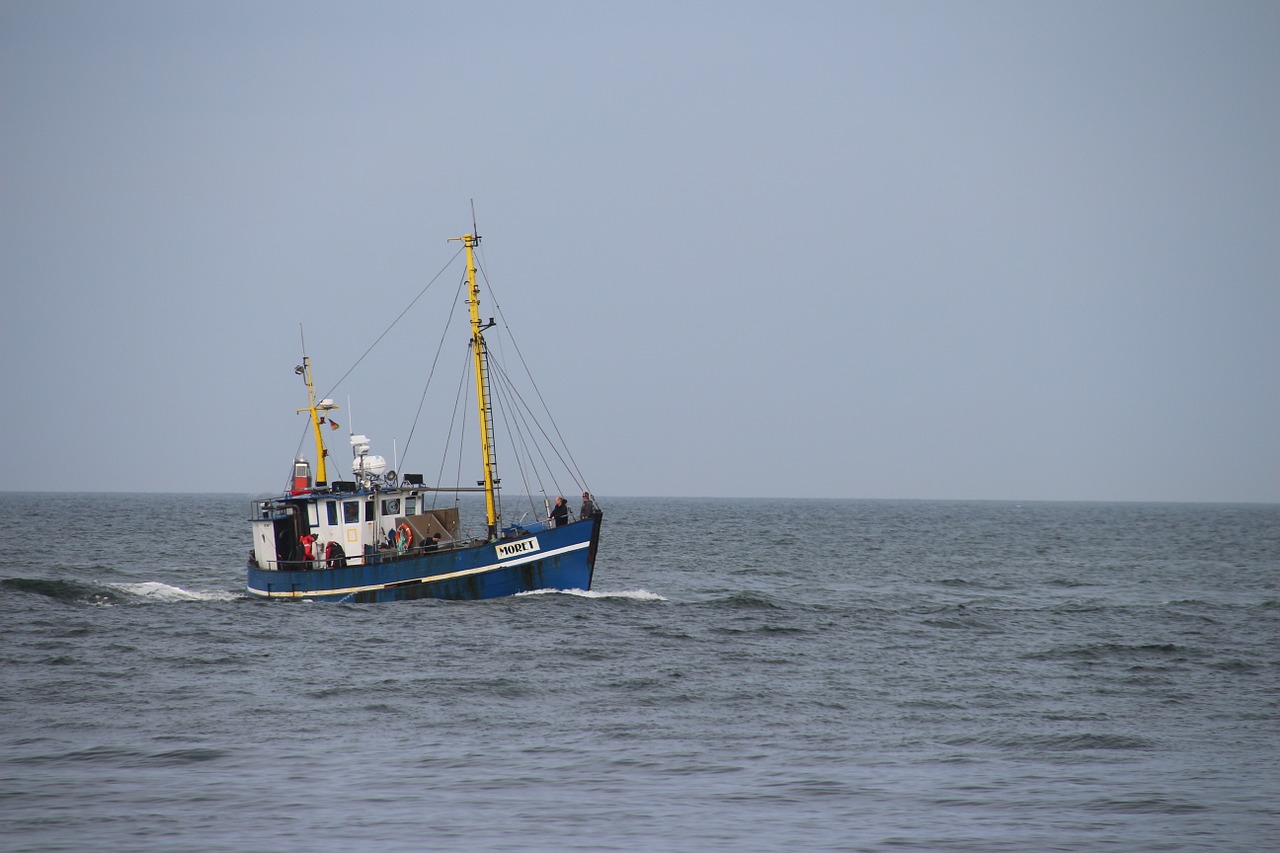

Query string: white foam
517 588 667 601
105 582 242 603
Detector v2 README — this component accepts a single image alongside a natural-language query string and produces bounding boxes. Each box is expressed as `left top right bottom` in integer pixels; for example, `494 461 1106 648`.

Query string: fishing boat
246 230 603 602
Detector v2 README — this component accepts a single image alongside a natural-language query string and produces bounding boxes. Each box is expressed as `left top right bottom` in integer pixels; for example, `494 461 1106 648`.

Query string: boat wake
518 588 667 602
104 582 243 603
1 577 242 606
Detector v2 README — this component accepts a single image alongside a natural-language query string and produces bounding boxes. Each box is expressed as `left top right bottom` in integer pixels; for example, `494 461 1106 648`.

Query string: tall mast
451 232 500 539
295 328 337 487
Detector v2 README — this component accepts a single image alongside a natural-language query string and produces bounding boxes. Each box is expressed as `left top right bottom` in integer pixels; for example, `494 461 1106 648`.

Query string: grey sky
2 1 1277 502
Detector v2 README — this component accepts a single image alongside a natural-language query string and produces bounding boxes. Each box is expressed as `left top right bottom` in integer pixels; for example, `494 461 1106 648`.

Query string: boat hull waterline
247 514 601 603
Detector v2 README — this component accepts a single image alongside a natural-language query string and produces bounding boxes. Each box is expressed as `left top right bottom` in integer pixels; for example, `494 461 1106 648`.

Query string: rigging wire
319 245 463 403
475 261 593 499
286 250 460 491
400 271 468 470
491 359 563 500
428 343 473 513
488 357 584 496
488 359 549 519
469 242 586 513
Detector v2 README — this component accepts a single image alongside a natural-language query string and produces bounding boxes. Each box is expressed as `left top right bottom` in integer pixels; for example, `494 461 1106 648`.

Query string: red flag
329 419 341 431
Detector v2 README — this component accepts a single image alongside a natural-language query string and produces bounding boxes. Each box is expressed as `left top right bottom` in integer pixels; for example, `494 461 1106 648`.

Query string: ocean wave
703 590 785 610
921 615 1004 632
943 732 1158 752
12 745 227 767
1045 577 1095 588
1080 796 1209 814
1024 642 1197 663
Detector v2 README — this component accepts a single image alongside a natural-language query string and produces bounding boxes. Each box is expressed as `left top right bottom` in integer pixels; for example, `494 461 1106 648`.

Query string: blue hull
246 515 601 603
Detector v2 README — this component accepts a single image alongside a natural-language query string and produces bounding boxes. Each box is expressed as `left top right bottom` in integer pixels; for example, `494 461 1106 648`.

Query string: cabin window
326 501 338 525
383 498 400 515
344 501 360 524
365 500 375 521
406 498 416 516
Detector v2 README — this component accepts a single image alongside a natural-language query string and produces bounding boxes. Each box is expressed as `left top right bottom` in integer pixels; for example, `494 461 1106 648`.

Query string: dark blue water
2 494 1277 852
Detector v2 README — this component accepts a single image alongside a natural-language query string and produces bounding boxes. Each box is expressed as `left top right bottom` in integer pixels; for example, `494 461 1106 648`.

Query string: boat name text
496 537 541 559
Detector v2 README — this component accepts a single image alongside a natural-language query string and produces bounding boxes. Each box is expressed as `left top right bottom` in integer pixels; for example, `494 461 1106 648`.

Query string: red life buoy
396 523 413 553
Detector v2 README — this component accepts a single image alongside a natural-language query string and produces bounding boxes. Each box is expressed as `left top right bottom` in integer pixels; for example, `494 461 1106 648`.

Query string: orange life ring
396 523 413 552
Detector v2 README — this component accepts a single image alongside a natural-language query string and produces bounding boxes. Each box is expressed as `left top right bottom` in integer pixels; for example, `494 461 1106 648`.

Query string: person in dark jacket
579 492 597 520
549 496 569 527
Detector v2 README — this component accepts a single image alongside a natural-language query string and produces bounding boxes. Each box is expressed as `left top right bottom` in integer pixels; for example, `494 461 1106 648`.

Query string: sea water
0 493 1276 852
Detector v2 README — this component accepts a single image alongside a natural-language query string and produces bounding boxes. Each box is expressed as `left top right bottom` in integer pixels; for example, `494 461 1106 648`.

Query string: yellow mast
295 353 337 486
451 232 500 539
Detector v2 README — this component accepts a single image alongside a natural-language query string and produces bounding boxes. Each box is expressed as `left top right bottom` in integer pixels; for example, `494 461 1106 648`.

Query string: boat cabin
250 480 462 571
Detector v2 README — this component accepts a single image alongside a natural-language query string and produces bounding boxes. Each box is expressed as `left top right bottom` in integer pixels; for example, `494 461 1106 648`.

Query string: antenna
470 198 479 238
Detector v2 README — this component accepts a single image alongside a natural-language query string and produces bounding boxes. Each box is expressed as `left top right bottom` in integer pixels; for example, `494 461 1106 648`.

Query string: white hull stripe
247 539 591 599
